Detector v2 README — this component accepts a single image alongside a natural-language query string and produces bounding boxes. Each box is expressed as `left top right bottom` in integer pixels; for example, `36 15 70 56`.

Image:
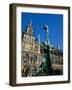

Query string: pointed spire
58 44 60 50
27 20 33 35
38 34 40 44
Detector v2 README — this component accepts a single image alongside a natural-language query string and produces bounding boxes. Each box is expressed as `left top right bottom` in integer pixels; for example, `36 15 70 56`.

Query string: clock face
25 43 30 51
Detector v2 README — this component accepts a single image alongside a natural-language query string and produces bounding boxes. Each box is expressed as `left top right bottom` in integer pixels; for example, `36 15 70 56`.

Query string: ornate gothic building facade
21 21 41 77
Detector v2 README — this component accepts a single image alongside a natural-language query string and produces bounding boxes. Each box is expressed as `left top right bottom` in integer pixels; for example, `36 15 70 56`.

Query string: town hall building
21 21 41 77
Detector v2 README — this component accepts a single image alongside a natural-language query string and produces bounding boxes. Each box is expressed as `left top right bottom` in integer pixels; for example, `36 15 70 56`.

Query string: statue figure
36 24 52 76
42 24 50 46
42 24 52 75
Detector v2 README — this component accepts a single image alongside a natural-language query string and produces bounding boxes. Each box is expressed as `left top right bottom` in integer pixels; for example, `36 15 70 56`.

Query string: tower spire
27 20 33 34
38 33 40 44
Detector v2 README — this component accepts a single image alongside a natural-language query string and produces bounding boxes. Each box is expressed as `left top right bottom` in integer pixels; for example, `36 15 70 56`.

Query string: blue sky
21 12 63 50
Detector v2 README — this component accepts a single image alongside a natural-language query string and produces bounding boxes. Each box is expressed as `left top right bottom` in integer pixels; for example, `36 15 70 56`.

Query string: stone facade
50 47 63 71
21 21 41 77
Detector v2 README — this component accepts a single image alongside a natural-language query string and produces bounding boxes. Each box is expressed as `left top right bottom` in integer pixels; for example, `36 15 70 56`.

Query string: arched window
31 55 37 64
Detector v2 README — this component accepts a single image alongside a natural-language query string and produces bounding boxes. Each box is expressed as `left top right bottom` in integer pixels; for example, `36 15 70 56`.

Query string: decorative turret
38 34 40 45
27 21 33 35
57 44 60 50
